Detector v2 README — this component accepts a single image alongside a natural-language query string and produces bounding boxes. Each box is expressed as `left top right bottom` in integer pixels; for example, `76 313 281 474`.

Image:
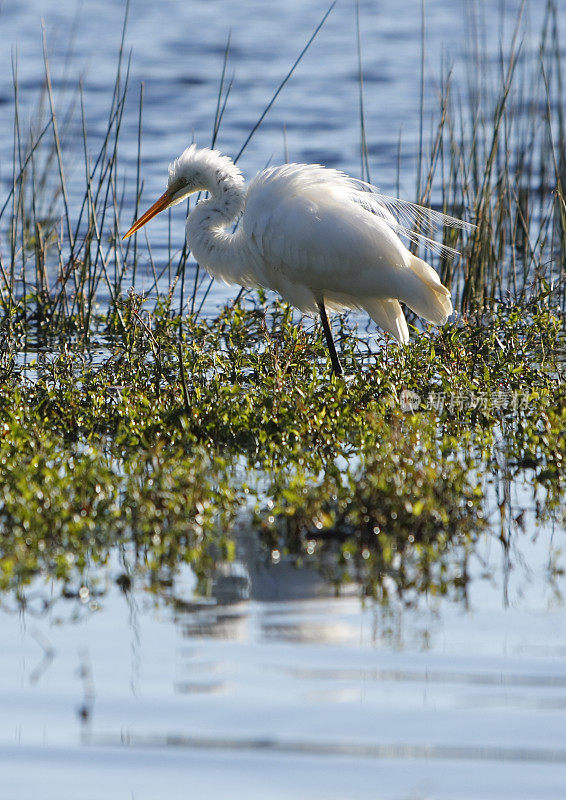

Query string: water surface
1 2 564 798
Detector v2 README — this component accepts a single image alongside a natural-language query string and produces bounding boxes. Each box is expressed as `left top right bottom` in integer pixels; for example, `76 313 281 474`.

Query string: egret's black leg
317 300 343 377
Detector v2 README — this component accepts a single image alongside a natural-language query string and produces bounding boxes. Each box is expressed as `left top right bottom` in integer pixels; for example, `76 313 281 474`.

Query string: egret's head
165 144 210 204
123 144 242 239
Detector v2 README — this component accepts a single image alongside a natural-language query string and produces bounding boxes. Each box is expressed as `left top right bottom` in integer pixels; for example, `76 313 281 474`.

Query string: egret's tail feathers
402 255 453 325
364 298 409 344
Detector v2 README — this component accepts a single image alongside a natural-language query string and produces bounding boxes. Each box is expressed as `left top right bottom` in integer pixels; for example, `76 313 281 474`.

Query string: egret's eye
168 177 190 197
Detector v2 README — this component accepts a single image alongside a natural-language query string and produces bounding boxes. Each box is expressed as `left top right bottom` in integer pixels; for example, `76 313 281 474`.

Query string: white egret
124 145 472 375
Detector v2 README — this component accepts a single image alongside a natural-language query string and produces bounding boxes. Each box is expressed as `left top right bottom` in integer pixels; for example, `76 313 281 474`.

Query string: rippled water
1 1 565 798
0 0 548 309
2 510 566 800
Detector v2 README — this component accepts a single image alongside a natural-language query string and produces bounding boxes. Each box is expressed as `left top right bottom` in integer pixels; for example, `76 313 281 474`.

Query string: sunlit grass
0 1 564 610
0 296 564 605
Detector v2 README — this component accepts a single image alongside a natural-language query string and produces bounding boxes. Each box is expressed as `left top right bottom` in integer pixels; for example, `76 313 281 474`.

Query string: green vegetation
0 2 564 610
0 293 564 606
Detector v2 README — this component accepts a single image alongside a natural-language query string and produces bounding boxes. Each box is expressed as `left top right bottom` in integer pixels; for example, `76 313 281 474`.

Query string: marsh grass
0 3 338 337
0 0 564 335
0 1 565 609
424 1 566 312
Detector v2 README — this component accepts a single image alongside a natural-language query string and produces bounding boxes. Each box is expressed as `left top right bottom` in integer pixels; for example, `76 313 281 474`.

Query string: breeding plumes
124 145 472 375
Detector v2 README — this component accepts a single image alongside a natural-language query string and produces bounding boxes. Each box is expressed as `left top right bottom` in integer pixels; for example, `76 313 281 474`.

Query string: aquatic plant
0 295 563 607
0 1 564 611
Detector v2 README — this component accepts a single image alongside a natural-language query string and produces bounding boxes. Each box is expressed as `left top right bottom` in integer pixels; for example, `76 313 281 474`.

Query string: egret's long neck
185 161 247 282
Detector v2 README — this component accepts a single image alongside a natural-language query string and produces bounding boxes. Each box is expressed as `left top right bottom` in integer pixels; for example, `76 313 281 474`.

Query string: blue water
0 0 547 308
2 511 566 800
1 2 565 798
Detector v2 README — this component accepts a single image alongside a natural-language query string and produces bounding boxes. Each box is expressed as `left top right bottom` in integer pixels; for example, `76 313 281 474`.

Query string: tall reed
0 0 563 343
417 0 565 314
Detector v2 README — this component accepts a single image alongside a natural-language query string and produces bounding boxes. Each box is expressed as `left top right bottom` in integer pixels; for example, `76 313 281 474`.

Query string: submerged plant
258 413 485 603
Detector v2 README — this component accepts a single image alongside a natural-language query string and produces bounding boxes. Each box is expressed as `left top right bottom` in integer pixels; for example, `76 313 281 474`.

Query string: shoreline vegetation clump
0 296 564 609
0 2 564 611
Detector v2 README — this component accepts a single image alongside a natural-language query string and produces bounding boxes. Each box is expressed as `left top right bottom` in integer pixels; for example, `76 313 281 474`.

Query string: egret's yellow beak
122 189 175 239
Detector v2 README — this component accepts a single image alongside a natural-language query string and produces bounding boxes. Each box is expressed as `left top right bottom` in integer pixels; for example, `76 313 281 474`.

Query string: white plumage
124 144 472 374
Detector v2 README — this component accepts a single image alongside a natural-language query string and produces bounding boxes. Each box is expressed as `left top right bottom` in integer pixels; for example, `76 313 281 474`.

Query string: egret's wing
242 166 419 309
240 163 473 312
351 180 475 258
243 189 363 305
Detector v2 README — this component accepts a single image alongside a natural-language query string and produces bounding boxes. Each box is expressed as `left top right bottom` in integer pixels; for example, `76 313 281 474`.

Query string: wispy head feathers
167 144 244 192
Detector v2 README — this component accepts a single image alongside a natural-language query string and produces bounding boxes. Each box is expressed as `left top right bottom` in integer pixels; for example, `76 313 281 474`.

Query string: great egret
124 145 472 375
